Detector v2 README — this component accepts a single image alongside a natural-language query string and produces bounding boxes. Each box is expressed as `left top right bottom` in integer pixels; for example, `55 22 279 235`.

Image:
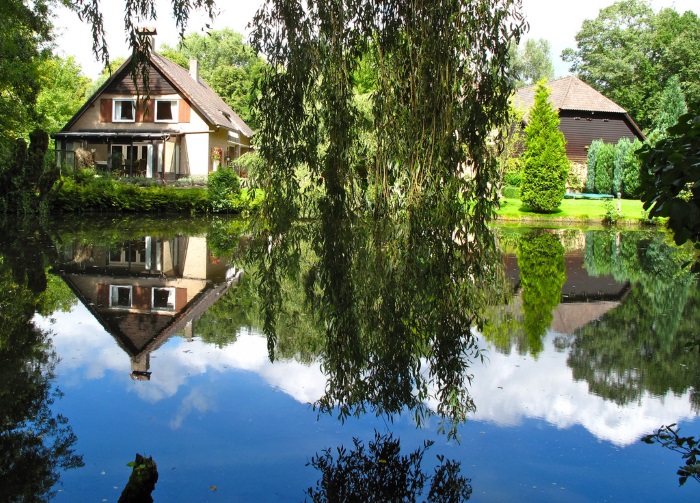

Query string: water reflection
0 219 83 501
3 216 700 499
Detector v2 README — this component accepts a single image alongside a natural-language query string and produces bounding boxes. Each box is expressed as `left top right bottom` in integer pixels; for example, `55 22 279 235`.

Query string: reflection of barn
503 249 630 335
54 235 241 379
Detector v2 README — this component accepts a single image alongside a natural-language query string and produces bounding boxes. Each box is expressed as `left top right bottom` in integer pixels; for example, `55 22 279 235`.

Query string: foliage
0 0 51 159
248 0 525 437
495 105 525 188
652 75 688 135
620 139 644 197
593 142 616 195
306 431 472 502
517 230 566 356
562 1 700 131
501 186 520 199
638 110 700 264
159 29 266 128
208 167 241 212
0 218 84 501
509 39 555 88
0 130 59 215
569 230 699 406
520 79 570 212
33 56 91 134
642 424 700 487
585 139 603 193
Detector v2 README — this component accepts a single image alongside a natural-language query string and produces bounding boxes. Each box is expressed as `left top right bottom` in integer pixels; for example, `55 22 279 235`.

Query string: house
55 233 243 379
513 76 644 164
52 29 254 180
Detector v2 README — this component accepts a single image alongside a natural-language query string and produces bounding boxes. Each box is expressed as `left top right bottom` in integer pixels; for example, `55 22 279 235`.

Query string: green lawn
495 196 649 224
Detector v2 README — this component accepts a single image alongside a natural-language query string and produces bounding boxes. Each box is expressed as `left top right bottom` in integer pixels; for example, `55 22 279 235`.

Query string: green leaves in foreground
642 424 700 487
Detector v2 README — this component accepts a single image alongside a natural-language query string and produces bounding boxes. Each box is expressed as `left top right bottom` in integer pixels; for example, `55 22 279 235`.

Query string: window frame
109 285 133 309
113 98 136 123
154 99 179 123
151 287 176 312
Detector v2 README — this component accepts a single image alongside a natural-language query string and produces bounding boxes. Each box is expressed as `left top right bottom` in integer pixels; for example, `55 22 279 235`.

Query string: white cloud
38 305 697 447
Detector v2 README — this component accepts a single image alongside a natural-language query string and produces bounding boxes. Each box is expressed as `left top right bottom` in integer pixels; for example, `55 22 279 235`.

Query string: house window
155 99 178 122
110 285 133 308
113 99 136 122
152 287 176 311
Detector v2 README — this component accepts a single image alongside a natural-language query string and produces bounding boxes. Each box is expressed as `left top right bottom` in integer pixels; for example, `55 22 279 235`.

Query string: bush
501 185 520 199
208 166 242 212
74 168 97 185
594 142 615 195
621 139 643 198
585 140 603 193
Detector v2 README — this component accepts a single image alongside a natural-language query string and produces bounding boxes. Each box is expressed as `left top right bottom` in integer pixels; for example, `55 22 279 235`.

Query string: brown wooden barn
513 76 645 164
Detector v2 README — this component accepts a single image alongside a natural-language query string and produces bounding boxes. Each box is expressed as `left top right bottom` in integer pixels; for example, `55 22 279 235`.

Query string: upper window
113 99 136 122
155 99 178 123
152 287 176 311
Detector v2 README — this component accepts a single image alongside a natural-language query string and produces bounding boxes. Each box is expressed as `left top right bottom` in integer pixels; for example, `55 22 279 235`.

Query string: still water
1 216 698 501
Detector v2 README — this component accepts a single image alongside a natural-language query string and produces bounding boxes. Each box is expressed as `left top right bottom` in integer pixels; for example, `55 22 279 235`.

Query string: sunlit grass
495 197 649 223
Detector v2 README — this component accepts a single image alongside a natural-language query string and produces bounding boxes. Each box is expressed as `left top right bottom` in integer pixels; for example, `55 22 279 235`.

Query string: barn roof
513 76 628 115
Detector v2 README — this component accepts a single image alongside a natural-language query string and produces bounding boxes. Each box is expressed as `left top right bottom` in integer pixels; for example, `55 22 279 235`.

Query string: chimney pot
190 60 200 82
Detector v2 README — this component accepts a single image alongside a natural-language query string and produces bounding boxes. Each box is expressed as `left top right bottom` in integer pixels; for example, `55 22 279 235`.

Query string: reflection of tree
517 230 566 357
567 231 699 406
306 431 471 502
0 218 84 501
642 424 700 487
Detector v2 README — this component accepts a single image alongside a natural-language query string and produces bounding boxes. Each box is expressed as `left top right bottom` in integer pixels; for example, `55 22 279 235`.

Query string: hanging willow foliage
249 1 526 437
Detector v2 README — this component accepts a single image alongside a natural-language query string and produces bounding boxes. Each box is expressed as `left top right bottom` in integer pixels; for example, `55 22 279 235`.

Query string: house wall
559 110 642 163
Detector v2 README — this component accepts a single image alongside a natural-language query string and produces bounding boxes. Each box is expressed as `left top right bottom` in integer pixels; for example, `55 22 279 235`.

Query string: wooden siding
559 111 641 163
99 98 112 122
106 65 177 95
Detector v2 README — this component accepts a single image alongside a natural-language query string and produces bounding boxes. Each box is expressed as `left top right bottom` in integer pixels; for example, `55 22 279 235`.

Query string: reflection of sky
38 304 696 447
35 303 700 501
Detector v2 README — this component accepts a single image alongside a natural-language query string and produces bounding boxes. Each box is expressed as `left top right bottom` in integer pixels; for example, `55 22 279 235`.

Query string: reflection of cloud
37 305 697 447
170 388 216 430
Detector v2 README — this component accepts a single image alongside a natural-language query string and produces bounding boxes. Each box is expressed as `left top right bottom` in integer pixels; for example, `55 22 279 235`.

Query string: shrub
208 166 242 212
503 157 522 186
594 142 615 195
520 79 569 212
501 185 520 199
613 138 634 195
74 168 97 185
585 140 603 193
621 139 643 198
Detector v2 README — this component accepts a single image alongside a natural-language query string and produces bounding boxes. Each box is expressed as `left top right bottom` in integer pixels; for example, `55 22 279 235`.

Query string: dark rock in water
118 454 159 503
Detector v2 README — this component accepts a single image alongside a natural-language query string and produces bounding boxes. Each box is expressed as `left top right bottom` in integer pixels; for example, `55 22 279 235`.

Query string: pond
1 216 698 501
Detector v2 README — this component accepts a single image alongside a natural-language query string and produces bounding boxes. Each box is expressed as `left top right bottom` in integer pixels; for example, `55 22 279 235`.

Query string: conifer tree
520 79 570 212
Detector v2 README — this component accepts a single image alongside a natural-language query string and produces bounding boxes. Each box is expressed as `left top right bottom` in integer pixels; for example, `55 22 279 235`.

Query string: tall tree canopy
509 38 555 88
159 29 266 128
562 0 700 131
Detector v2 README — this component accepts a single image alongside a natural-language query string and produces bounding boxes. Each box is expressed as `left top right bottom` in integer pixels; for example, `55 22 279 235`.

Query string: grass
495 196 651 225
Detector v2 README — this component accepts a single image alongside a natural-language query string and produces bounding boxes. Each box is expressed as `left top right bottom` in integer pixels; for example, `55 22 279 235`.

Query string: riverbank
495 196 654 226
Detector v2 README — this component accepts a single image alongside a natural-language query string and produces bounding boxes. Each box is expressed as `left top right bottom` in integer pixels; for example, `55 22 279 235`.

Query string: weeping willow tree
249 1 526 437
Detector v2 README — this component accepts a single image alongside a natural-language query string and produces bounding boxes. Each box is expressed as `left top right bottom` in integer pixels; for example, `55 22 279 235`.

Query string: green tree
562 1 700 131
593 142 616 195
651 74 688 135
638 110 700 263
613 137 643 197
520 79 569 212
509 39 555 88
585 139 603 193
34 56 91 134
159 29 266 128
517 230 566 357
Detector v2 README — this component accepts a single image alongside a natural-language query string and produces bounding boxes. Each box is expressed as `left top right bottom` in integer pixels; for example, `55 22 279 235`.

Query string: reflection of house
513 76 645 163
55 235 241 379
52 28 253 180
504 250 630 335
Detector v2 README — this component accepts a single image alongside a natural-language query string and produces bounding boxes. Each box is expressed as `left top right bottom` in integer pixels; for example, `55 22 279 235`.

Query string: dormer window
155 99 178 122
113 99 136 122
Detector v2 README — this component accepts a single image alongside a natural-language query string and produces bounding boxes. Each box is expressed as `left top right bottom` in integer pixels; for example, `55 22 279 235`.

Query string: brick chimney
190 59 199 82
136 26 158 51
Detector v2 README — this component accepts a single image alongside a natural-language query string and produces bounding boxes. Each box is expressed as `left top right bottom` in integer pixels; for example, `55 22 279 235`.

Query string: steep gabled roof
61 52 253 138
513 76 627 115
151 53 254 137
513 75 644 139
